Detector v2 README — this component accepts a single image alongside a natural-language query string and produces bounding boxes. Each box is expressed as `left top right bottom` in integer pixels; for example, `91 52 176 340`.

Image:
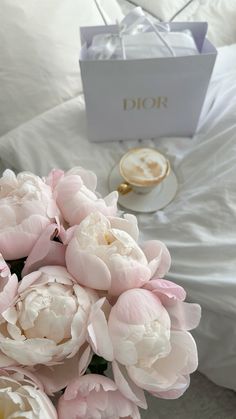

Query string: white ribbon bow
95 7 175 60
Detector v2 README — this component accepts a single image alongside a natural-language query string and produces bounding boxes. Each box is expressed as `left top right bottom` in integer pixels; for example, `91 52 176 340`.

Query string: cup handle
117 182 132 195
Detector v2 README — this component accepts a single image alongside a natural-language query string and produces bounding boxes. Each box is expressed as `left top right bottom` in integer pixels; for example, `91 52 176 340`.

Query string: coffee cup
117 148 170 195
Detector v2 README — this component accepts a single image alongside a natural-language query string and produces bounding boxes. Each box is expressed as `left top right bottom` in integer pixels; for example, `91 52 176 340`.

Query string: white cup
117 147 170 195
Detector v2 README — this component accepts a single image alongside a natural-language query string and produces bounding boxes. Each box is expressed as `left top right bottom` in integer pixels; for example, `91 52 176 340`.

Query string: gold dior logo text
123 97 168 111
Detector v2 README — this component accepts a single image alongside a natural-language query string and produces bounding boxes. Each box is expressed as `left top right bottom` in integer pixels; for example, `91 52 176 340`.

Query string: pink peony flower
87 286 200 403
0 266 97 370
0 169 59 260
0 367 57 418
57 374 141 419
65 212 170 296
48 167 118 226
108 287 201 400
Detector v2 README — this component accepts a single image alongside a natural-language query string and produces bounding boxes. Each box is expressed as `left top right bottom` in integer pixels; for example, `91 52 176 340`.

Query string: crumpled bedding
119 0 236 47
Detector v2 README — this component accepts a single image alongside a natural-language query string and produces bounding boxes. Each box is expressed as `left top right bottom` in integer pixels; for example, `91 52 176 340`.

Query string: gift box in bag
79 9 217 142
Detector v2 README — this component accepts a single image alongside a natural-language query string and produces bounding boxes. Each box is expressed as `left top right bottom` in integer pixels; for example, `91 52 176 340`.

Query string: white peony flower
0 369 57 418
66 212 169 296
0 169 59 260
0 266 97 367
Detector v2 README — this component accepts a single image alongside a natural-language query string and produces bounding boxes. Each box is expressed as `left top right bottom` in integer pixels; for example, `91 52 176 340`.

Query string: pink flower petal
2 366 45 390
109 214 139 241
33 346 91 395
58 374 141 419
108 262 151 297
103 191 119 210
167 301 201 331
87 298 114 361
144 278 186 303
128 330 198 394
78 345 93 376
0 215 51 260
45 169 64 189
0 273 18 313
18 271 43 293
0 351 17 367
59 225 77 245
22 224 66 277
66 241 111 290
112 361 147 409
66 167 97 192
55 173 117 226
0 255 11 278
142 240 171 278
151 375 190 399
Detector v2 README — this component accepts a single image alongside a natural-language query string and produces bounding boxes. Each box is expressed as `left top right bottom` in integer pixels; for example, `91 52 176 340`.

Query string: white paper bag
79 8 217 142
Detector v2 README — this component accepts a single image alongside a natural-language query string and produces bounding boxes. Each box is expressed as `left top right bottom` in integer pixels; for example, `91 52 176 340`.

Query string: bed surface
118 0 236 47
0 0 236 395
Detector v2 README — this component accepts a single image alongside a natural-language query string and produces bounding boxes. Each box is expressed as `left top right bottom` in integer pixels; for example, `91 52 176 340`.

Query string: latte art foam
120 148 168 186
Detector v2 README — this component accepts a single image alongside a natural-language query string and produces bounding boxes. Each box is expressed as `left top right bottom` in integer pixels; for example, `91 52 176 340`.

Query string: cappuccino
119 148 169 187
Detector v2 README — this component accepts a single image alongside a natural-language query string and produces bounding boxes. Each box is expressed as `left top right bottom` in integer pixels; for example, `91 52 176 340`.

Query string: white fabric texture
0 0 122 136
0 44 236 390
121 0 236 47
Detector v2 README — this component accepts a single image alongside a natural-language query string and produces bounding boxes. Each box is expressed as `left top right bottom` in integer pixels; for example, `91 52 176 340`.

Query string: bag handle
118 7 176 59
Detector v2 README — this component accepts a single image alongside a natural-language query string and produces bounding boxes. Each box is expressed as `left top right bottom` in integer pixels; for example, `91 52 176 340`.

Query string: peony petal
108 256 151 297
55 173 117 226
66 241 111 290
109 266 151 297
0 273 18 314
128 330 198 394
0 351 17 367
0 339 58 366
112 361 147 409
58 374 141 419
169 331 198 375
33 348 90 395
109 288 170 327
58 396 87 418
103 191 119 211
64 374 117 401
167 301 201 331
151 375 190 399
144 278 187 303
59 225 77 245
22 224 66 276
0 369 58 419
0 254 11 278
0 215 51 260
109 214 139 241
3 365 45 390
45 169 64 189
17 271 42 294
66 167 97 191
87 298 114 361
142 240 171 278
78 344 93 376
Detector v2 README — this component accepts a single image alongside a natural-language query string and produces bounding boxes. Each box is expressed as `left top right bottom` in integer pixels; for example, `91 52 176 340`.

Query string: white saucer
108 164 178 213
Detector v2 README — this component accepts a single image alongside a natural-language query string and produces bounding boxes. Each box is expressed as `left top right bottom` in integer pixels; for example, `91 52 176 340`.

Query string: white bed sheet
0 0 123 136
0 44 236 391
119 0 236 47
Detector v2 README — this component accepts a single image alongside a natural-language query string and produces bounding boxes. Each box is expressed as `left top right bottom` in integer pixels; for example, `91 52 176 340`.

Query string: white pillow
0 0 122 136
126 0 195 21
128 0 236 47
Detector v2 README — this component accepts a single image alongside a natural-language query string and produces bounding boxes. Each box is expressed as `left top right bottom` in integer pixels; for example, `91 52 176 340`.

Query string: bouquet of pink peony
0 167 201 418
